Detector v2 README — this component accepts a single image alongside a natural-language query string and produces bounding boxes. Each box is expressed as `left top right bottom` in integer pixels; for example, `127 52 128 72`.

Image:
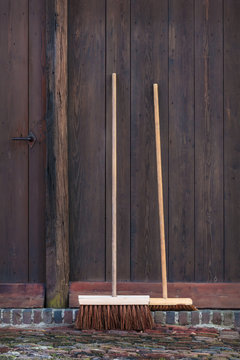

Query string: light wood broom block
149 298 193 306
78 295 150 305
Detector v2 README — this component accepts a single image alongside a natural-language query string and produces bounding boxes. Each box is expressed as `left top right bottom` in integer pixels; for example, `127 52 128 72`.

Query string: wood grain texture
153 84 168 298
29 0 46 283
111 73 117 296
46 0 69 307
66 0 240 286
106 0 131 281
0 283 44 308
194 0 224 282
68 0 106 281
78 295 150 305
168 0 194 281
131 0 169 281
224 0 240 282
0 0 29 282
70 281 240 309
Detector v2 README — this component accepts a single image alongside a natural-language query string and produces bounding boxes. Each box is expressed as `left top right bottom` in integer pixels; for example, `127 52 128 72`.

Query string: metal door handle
12 131 37 148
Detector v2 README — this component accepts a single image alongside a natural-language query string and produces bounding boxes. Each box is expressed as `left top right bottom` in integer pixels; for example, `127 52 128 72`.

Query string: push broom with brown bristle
150 83 197 312
75 74 153 331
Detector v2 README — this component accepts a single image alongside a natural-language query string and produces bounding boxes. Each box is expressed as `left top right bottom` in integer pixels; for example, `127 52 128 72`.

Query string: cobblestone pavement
0 326 239 359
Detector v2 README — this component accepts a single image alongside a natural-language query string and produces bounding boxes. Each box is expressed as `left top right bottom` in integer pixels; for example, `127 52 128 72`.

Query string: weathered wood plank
68 0 106 281
29 0 46 283
0 0 29 282
106 0 131 281
70 281 240 309
78 295 150 305
46 0 69 307
131 0 169 281
194 0 224 282
66 0 240 287
224 0 240 282
168 0 194 281
0 283 45 308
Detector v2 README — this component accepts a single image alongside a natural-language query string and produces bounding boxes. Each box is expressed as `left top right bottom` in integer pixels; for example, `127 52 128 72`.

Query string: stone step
0 309 240 329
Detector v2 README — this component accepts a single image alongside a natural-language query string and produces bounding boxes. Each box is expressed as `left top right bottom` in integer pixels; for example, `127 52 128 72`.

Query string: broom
149 83 197 311
75 73 153 331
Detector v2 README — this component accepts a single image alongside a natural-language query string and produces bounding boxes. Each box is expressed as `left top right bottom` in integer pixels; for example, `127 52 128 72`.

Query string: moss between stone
47 293 65 308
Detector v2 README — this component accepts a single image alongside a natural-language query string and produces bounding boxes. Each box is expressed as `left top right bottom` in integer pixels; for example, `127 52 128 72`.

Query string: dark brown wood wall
0 0 46 284
0 0 29 282
68 0 240 283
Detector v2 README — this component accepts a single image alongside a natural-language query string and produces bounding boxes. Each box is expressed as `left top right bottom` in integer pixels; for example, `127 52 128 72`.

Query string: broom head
75 295 153 331
149 297 197 311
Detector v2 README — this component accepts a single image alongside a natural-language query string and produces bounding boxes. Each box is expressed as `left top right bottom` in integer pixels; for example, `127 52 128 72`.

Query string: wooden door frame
45 0 69 308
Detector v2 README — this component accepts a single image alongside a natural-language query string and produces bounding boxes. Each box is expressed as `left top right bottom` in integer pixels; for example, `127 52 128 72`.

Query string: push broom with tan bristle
149 83 197 311
75 74 153 331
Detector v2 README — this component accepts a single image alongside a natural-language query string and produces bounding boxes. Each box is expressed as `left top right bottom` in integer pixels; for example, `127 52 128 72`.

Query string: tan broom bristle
75 305 153 331
149 304 198 311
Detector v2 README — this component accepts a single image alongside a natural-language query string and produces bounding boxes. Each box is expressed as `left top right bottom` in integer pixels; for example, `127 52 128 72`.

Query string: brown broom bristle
75 305 153 331
149 304 198 311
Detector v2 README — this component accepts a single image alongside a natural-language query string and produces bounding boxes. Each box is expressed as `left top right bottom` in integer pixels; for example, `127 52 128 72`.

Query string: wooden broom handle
112 73 117 297
153 83 168 299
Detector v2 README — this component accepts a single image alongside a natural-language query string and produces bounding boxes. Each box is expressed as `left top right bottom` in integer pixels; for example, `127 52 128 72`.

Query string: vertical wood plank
195 0 224 282
168 0 194 281
106 0 131 281
131 0 168 281
68 0 106 281
0 0 29 282
29 0 46 283
46 0 69 307
224 0 240 282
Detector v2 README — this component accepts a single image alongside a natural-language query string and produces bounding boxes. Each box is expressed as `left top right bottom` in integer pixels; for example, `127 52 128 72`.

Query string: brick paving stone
201 310 210 325
212 310 222 325
0 326 239 359
194 335 219 343
12 310 22 325
178 311 189 326
2 309 11 324
234 311 240 329
43 309 52 324
22 309 32 324
73 309 79 322
166 311 175 325
223 311 233 326
53 310 62 324
191 311 199 326
220 330 240 340
33 309 42 324
154 311 166 325
64 309 73 324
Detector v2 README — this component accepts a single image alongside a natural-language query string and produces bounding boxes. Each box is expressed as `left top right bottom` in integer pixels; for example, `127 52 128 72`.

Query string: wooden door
68 0 240 308
0 0 45 297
